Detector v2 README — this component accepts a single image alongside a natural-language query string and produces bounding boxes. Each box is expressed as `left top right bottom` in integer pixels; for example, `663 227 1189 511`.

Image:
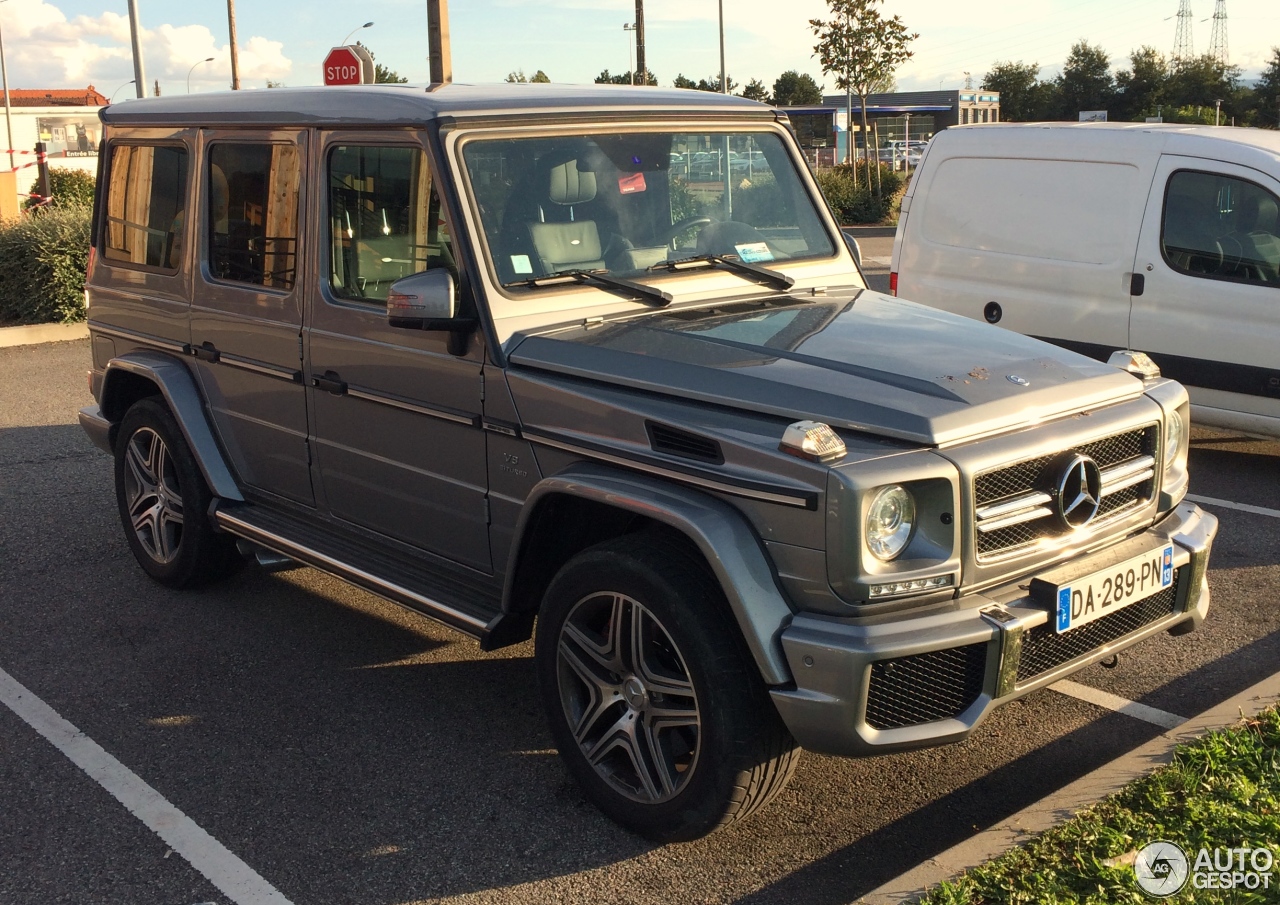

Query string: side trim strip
523 428 818 510
213 508 490 637
89 322 189 354
218 353 302 384
344 385 479 427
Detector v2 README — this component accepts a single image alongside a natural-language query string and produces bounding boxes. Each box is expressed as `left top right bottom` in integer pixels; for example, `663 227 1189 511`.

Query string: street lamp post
623 23 635 85
187 57 215 94
718 0 727 94
126 0 148 98
111 80 136 103
1214 98 1222 126
0 0 14 172
341 21 373 47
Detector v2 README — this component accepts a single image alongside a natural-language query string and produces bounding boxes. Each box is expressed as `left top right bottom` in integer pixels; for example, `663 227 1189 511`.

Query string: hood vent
646 421 724 464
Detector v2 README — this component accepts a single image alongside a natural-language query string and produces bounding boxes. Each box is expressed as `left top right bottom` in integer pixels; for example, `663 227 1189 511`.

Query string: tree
810 0 917 174
772 70 823 106
506 69 551 83
1253 47 1280 128
740 79 771 103
673 74 698 89
1114 46 1168 121
1168 54 1243 120
982 61 1048 122
1054 40 1114 119
596 68 657 86
375 64 407 84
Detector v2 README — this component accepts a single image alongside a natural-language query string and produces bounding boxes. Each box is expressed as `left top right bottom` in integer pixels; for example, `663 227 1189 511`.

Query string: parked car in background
892 123 1280 438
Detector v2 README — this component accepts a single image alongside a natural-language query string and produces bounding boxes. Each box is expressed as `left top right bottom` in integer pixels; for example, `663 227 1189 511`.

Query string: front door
189 129 313 505
305 136 490 571
1130 155 1280 427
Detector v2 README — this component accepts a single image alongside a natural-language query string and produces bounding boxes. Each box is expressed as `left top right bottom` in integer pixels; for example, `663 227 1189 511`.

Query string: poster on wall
37 116 101 157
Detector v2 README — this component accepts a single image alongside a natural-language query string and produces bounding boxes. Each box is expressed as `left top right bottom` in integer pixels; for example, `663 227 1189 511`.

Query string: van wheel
535 536 799 841
114 398 241 588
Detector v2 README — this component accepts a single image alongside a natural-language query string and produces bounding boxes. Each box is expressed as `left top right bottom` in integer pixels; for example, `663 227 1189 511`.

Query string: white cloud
0 0 291 94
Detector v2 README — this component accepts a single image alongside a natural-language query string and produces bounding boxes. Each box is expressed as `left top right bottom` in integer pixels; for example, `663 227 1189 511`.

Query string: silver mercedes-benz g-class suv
79 84 1216 841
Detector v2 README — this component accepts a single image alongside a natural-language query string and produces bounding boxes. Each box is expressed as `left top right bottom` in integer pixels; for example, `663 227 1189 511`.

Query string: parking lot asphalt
2 337 1277 905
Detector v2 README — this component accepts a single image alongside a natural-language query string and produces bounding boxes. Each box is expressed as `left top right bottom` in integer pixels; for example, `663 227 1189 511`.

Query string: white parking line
0 667 295 905
1049 680 1186 729
1186 493 1280 520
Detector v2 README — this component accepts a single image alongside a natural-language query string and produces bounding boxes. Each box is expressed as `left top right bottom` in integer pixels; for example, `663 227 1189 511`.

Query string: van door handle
311 371 347 395
1130 273 1145 296
192 341 220 363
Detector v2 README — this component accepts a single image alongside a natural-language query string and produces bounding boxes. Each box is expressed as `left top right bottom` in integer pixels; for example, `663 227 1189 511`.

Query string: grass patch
919 707 1280 904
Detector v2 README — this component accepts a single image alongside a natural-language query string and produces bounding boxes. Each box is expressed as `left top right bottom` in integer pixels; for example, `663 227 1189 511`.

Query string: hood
505 290 1143 446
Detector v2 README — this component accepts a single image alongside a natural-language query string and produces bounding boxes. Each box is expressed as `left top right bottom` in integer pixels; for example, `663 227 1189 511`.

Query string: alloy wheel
122 427 184 564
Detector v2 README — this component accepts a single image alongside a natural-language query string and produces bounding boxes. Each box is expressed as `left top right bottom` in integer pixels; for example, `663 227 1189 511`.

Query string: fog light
869 574 955 598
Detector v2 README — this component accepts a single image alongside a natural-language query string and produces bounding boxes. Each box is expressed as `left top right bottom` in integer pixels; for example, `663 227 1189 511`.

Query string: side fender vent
645 421 724 465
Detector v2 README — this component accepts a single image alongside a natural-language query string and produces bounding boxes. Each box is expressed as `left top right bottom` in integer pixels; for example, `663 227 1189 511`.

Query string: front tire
113 398 241 588
535 535 799 841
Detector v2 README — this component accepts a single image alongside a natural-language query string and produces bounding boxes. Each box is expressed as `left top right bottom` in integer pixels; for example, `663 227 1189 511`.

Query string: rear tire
114 398 242 588
535 535 799 841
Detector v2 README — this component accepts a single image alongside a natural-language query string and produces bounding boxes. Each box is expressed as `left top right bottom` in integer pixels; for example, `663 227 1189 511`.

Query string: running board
212 502 499 641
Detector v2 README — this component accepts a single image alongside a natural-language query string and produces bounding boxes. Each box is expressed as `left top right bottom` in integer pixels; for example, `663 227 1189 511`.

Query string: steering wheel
1187 239 1224 275
658 216 714 246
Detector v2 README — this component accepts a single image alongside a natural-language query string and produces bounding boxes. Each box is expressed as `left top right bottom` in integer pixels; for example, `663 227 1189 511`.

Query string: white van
891 123 1280 438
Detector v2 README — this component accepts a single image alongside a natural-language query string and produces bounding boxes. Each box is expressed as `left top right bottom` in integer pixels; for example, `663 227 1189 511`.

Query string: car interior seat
1240 193 1280 283
526 159 607 275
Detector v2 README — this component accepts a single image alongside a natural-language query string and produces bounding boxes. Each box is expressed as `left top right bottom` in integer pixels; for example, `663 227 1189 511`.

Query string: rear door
189 129 313 505
1130 156 1280 429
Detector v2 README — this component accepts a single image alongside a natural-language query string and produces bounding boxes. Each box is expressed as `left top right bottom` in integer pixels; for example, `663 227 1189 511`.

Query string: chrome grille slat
973 426 1159 560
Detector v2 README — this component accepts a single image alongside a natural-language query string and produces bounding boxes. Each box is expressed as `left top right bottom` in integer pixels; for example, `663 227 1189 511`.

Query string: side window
207 143 301 290
1162 170 1280 286
327 145 455 304
103 144 189 270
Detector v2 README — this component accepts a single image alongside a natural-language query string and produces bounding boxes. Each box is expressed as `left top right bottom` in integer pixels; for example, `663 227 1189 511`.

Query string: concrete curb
842 225 897 238
856 671 1280 904
0 322 89 348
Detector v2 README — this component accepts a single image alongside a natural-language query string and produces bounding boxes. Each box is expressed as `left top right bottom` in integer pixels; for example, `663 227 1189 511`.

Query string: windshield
460 129 836 288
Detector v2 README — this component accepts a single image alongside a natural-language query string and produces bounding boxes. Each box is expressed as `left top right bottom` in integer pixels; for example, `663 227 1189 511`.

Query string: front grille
974 425 1159 560
1015 573 1181 684
865 643 988 730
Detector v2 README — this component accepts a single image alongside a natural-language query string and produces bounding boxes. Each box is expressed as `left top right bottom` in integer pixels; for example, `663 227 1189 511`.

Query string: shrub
0 206 92 324
813 163 905 224
25 167 96 210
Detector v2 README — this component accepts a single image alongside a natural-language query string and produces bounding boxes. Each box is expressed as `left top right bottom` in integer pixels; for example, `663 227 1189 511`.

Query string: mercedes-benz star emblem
1056 454 1102 529
1006 374 1030 386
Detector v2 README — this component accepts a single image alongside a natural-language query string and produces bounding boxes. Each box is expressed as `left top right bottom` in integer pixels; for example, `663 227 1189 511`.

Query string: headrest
1249 195 1278 232
548 160 596 206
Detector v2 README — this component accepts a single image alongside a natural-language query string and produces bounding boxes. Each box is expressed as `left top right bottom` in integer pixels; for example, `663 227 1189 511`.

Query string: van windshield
460 130 835 288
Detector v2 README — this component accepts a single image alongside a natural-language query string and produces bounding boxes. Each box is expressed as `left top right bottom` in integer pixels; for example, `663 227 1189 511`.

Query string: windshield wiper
648 253 795 291
505 269 672 308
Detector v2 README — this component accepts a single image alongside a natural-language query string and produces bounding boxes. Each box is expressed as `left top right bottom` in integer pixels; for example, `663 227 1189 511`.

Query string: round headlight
866 485 916 562
1164 409 1184 469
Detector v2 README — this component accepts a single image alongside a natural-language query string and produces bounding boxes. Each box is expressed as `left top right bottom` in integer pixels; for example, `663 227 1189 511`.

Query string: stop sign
323 46 363 85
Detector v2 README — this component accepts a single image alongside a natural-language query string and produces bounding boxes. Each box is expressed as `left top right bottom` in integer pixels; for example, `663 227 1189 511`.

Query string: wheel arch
490 462 796 685
100 351 243 502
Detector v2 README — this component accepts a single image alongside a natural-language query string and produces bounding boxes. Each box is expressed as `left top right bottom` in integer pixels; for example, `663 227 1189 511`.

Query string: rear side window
208 143 301 290
103 144 189 270
327 145 455 304
1162 170 1280 286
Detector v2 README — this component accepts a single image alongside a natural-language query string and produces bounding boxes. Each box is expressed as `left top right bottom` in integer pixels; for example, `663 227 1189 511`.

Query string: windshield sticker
618 172 647 195
734 242 774 263
510 254 533 275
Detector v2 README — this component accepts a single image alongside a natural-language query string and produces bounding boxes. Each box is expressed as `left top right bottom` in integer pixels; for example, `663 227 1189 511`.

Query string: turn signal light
779 420 846 463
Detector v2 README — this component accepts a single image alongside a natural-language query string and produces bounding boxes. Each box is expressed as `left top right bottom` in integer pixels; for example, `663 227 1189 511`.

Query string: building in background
1 86 106 216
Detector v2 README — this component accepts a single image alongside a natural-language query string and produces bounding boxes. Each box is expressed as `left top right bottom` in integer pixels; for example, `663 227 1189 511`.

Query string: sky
0 0 1276 100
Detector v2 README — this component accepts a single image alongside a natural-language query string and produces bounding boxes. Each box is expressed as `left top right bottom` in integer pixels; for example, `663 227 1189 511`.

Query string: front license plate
1050 545 1175 633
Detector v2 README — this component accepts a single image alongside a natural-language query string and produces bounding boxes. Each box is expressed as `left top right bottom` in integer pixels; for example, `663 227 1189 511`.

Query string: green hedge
814 163 905 224
0 206 92 325
25 167 97 210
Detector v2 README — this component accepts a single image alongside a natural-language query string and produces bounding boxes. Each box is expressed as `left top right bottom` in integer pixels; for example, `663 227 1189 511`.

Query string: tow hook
1099 654 1120 670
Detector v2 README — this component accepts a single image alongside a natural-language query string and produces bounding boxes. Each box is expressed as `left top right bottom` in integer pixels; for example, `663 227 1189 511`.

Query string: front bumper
770 501 1216 757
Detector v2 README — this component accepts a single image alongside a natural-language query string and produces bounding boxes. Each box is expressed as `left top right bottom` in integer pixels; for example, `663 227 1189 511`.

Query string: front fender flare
100 351 244 502
502 462 796 685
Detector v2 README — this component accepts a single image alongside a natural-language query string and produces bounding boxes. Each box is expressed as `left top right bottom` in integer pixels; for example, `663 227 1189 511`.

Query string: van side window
1162 170 1280 286
207 143 301 290
327 145 455 304
103 144 189 270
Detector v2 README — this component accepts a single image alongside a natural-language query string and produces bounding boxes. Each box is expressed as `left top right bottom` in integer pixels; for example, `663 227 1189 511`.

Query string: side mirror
843 232 863 270
387 269 461 329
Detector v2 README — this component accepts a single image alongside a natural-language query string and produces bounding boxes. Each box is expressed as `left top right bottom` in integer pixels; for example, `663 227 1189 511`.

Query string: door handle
1130 273 1145 296
311 371 347 395
192 341 220 363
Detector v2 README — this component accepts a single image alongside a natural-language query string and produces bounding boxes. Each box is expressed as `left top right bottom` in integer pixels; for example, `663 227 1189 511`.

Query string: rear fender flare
502 462 795 685
100 351 244 502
